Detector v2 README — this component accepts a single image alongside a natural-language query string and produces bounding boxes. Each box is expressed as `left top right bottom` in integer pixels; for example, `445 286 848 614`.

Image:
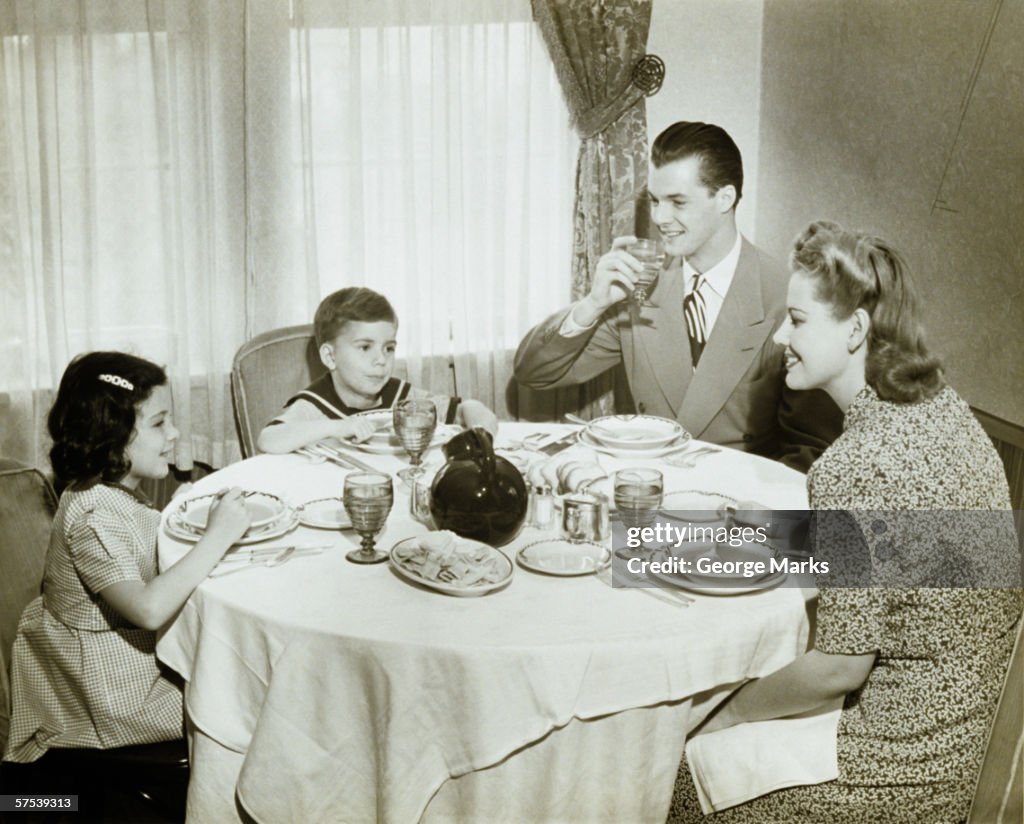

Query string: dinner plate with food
389 531 513 596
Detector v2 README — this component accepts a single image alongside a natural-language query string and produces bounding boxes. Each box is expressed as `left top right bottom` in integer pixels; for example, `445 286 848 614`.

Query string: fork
664 445 721 469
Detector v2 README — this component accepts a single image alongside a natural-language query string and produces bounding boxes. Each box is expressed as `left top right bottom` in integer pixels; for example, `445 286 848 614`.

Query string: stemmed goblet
613 468 664 556
343 471 394 564
393 399 438 484
628 239 666 307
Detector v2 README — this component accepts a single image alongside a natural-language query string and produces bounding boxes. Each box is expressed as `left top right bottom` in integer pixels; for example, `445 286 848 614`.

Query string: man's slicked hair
651 121 743 206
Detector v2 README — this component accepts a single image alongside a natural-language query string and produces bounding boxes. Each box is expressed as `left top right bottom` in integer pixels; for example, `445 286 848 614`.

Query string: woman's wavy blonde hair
789 220 944 403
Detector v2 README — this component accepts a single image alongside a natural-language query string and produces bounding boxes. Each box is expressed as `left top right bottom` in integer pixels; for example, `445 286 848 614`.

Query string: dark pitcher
429 427 528 547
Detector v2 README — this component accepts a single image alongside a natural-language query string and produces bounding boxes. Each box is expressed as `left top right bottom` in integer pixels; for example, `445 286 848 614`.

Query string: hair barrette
98 374 134 391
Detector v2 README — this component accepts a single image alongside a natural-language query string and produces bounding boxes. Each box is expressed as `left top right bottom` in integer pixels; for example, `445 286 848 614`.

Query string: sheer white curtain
0 0 246 470
255 0 579 411
0 0 577 470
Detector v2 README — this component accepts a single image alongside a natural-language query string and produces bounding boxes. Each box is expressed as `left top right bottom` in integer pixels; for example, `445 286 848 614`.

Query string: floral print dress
669 385 1022 823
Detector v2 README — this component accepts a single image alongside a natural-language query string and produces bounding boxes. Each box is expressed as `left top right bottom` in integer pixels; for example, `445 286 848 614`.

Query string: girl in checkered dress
3 352 252 762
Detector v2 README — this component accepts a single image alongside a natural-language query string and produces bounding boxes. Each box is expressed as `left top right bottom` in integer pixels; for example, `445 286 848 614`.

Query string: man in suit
514 121 841 471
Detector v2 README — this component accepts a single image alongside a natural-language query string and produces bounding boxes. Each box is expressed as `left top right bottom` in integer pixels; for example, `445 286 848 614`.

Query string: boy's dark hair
48 351 168 486
314 287 399 346
650 121 744 206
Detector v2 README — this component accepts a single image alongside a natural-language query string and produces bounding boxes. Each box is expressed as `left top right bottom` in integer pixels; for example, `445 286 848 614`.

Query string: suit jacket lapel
677 240 775 435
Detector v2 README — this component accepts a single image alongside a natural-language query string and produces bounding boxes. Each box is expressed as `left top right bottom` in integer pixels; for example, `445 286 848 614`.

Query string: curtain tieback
576 54 665 139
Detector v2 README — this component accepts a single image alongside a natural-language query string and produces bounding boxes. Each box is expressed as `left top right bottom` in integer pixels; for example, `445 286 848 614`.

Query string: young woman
670 221 1022 822
4 352 251 762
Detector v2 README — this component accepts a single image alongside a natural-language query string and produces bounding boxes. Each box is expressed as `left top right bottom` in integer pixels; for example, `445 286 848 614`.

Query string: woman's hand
334 417 378 443
204 487 252 547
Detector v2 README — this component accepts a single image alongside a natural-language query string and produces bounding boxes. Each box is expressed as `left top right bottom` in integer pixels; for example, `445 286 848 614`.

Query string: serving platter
389 533 513 596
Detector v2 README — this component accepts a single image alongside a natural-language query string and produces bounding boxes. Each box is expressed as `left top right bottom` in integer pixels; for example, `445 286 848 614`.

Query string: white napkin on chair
685 698 843 814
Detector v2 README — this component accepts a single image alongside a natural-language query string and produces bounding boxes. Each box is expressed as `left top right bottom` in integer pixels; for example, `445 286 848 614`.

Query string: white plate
297 497 352 529
585 415 685 450
349 424 460 455
660 543 775 584
517 539 611 577
352 409 394 427
647 562 787 596
389 535 513 597
660 490 738 523
178 491 287 532
165 509 299 545
577 429 692 459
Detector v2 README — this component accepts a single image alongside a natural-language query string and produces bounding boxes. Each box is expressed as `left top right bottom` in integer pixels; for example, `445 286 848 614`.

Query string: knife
538 431 579 456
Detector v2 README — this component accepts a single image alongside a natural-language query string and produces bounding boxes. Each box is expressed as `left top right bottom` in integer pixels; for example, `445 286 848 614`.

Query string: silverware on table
221 543 332 562
314 442 379 472
534 431 579 456
210 545 327 577
664 445 721 469
266 546 296 567
297 445 349 469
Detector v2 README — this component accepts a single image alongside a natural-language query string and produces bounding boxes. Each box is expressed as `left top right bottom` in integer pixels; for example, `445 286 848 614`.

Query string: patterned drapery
529 0 656 418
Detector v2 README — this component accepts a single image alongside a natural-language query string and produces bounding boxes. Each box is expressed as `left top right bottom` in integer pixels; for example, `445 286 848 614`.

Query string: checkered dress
3 483 183 762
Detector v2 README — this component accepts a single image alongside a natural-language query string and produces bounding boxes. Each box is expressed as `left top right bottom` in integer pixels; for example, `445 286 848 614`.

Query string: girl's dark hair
48 351 168 486
789 220 944 403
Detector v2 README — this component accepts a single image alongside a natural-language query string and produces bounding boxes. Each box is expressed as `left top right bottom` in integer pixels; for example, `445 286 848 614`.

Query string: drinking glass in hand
343 471 394 564
393 399 438 484
614 468 664 553
628 239 666 307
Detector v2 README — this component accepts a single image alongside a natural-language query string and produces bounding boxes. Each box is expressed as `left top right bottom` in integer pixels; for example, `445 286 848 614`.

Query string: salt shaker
528 484 555 529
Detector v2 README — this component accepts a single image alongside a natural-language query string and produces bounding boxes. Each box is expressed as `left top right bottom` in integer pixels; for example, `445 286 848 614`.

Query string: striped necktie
683 274 707 367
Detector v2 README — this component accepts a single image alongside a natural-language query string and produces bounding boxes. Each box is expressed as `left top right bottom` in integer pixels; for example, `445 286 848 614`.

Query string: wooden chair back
968 614 1024 823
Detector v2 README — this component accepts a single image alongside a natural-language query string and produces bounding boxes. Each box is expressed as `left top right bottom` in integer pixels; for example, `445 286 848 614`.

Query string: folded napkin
685 698 843 814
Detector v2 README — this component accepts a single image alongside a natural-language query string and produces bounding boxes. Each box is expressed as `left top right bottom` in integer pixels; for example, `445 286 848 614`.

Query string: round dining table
156 423 812 824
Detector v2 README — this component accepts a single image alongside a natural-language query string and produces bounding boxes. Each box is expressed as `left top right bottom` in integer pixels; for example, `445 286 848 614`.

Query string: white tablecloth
156 424 811 823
